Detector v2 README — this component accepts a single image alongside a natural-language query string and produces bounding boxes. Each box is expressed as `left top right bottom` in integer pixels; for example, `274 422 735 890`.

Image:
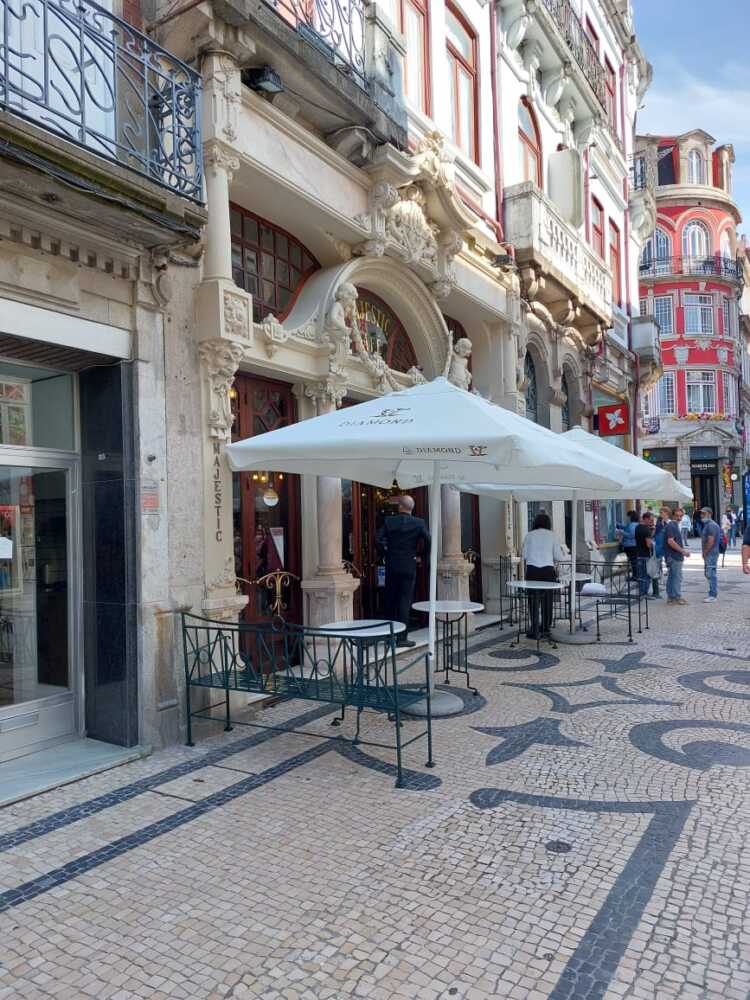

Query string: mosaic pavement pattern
2 548 750 999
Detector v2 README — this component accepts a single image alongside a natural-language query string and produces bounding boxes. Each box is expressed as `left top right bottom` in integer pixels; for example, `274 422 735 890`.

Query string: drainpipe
489 0 503 237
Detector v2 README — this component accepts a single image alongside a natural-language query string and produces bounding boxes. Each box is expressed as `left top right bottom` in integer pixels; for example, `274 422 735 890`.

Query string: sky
633 0 750 237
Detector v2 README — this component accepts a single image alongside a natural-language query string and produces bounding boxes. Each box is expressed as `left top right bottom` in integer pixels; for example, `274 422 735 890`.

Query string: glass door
0 459 78 762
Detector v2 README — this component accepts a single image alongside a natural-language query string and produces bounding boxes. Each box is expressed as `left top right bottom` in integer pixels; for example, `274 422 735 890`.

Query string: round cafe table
507 580 567 650
412 600 484 696
318 619 406 728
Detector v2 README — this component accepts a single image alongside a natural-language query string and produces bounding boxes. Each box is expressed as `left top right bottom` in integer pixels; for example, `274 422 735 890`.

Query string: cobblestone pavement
2 545 750 1000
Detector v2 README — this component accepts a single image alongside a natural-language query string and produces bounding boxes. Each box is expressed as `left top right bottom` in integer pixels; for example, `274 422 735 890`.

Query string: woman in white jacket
522 511 564 638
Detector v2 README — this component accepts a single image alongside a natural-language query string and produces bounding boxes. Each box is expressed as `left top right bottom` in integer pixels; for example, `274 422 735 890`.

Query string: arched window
446 5 478 162
682 220 711 266
720 231 733 260
356 290 418 374
640 227 671 275
230 205 319 322
525 353 538 423
560 375 571 432
687 149 705 185
518 99 542 186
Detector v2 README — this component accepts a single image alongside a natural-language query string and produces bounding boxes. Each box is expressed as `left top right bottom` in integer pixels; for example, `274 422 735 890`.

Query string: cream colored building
156 0 657 663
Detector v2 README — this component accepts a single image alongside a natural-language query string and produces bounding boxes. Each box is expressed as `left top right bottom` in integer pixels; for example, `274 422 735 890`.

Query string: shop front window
0 467 69 714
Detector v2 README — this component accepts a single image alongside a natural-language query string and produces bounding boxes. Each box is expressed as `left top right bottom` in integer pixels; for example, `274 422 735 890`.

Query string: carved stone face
336 282 358 311
454 337 472 359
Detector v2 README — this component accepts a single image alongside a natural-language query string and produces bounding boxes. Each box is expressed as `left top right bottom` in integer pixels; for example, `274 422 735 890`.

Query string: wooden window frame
609 219 621 307
392 0 431 115
230 204 319 323
605 59 617 133
518 97 542 187
687 149 705 185
445 3 479 164
591 198 604 258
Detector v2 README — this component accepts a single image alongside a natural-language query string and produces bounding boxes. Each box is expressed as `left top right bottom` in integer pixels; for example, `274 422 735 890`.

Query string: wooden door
342 483 429 624
231 375 302 625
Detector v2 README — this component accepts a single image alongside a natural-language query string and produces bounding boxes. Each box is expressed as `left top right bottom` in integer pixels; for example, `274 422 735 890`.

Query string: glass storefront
0 361 78 762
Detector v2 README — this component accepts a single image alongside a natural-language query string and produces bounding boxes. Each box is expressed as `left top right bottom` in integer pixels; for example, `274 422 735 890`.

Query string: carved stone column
199 339 247 619
437 485 472 603
300 379 359 627
438 343 473 604
196 142 253 350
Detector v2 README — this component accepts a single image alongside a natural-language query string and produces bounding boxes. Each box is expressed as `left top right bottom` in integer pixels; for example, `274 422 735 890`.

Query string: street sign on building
597 402 630 437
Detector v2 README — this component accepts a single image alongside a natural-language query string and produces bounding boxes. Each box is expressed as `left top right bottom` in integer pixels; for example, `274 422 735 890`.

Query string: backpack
719 533 727 555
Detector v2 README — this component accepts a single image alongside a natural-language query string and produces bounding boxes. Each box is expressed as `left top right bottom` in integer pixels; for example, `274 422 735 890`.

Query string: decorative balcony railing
639 256 743 283
266 0 366 82
541 0 606 108
0 0 203 201
630 155 656 192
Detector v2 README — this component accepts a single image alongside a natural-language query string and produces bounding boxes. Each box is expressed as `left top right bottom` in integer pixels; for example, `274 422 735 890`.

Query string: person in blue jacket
616 510 639 578
650 506 670 598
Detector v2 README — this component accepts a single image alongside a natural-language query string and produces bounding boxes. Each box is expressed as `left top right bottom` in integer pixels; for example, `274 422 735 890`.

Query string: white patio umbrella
225 378 625 705
459 426 692 632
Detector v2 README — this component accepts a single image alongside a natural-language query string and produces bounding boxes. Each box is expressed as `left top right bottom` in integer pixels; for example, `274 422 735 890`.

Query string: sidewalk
1 551 749 999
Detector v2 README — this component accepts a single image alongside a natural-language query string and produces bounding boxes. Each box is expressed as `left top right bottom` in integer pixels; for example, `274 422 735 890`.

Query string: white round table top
508 580 567 591
318 619 406 638
412 600 485 614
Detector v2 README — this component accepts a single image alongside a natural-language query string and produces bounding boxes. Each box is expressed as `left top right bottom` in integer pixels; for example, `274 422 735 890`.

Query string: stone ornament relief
223 291 251 340
208 555 236 592
198 339 246 441
447 337 472 391
204 52 241 144
352 135 467 300
203 142 240 181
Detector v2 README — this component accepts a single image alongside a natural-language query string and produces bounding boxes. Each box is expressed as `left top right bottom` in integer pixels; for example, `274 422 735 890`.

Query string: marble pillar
437 484 472 602
300 382 359 626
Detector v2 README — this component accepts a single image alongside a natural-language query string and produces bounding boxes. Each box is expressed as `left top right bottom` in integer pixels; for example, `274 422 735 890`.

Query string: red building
636 130 744 514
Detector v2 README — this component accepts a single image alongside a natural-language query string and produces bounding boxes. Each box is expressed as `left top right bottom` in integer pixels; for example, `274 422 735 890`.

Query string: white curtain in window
682 220 711 261
687 149 705 185
641 228 671 272
658 373 675 415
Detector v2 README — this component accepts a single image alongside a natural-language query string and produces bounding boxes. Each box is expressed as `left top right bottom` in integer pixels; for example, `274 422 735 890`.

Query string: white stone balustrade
504 182 613 326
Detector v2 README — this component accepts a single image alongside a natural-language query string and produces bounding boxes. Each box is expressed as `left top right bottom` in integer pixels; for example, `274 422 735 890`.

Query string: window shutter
548 149 584 228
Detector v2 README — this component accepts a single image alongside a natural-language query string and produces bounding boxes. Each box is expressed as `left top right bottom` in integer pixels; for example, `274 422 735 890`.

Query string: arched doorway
342 292 430 620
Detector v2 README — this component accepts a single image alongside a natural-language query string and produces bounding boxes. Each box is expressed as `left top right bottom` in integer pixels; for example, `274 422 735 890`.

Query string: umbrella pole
428 463 441 684
570 495 578 633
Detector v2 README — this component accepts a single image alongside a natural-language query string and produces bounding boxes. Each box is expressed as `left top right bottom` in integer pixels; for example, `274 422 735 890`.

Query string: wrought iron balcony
541 0 606 108
0 0 203 201
639 255 743 283
265 0 365 82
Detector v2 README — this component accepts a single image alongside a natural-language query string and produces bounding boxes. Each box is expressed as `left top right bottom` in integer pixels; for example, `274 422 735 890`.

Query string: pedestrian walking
521 511 564 639
649 507 669 597
726 508 738 548
679 510 692 547
693 509 704 537
616 510 639 579
741 517 750 576
700 506 721 603
635 511 655 597
665 507 690 604
376 495 430 648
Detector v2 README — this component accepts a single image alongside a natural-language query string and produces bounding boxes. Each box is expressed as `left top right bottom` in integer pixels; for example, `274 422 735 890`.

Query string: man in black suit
376 495 431 648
